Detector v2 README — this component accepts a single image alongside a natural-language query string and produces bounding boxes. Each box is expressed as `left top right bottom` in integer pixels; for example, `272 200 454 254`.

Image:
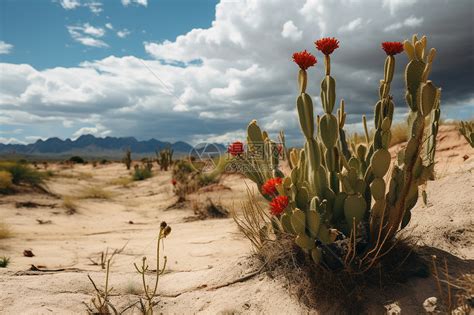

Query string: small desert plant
134 221 171 314
459 120 474 148
0 221 12 239
191 198 229 220
234 35 441 272
89 244 127 270
123 148 132 170
69 156 85 164
79 186 113 199
63 196 78 214
133 165 152 181
85 259 116 314
155 148 173 171
0 256 10 268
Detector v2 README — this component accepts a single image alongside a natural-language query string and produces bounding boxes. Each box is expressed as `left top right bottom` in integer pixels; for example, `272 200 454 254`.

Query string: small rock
23 250 35 257
384 302 401 315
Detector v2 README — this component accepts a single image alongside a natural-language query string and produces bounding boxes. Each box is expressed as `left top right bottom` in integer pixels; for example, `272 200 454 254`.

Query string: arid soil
0 124 473 314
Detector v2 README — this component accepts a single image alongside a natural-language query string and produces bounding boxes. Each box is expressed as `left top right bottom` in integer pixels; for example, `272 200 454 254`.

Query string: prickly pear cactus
459 121 474 148
235 35 442 271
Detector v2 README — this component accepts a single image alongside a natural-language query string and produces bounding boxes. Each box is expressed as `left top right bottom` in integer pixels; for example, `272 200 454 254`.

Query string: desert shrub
390 122 409 146
69 156 85 164
0 161 44 187
233 34 442 310
171 159 224 201
0 171 13 193
132 165 152 181
100 159 109 165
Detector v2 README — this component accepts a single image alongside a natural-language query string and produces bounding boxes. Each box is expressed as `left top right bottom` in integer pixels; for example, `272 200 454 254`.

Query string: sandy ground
0 124 473 314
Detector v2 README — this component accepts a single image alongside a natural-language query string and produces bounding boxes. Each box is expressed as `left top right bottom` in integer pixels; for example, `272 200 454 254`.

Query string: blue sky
0 0 218 69
0 0 472 145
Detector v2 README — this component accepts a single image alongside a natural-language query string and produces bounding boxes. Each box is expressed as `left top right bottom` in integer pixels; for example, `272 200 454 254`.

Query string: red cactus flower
269 195 289 216
315 37 339 55
261 177 282 196
381 41 404 56
292 50 317 70
228 141 244 156
171 179 177 186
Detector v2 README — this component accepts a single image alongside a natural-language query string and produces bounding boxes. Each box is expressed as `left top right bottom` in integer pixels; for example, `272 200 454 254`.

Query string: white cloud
67 23 108 48
384 15 423 31
105 23 114 30
117 29 131 38
0 41 13 54
72 123 111 139
59 0 80 10
0 137 26 145
84 1 103 15
281 20 303 41
338 18 363 33
121 0 147 7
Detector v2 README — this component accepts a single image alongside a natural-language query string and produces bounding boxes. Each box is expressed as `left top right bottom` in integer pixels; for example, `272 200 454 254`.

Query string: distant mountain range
0 134 217 159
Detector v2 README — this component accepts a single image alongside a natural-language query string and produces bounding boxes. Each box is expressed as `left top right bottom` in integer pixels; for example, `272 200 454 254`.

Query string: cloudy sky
0 0 473 145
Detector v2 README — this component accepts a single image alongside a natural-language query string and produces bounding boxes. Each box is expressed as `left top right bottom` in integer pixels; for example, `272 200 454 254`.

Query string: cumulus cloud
0 41 13 54
59 0 80 10
281 21 303 41
105 23 113 30
121 0 147 7
67 23 108 48
1 0 473 145
72 123 111 139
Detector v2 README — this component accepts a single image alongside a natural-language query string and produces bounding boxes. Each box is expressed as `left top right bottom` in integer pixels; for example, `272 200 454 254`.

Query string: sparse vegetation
63 196 78 214
69 156 86 164
108 176 134 187
0 161 45 193
0 257 10 268
79 186 113 199
132 165 152 181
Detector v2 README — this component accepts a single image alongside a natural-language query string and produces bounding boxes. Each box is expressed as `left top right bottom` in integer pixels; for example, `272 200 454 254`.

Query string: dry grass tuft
63 196 79 214
108 176 134 187
0 221 13 239
248 233 431 313
390 122 409 146
78 186 113 200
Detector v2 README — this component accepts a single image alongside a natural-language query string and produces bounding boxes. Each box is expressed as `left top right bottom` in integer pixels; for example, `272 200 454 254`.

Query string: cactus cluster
156 148 174 171
237 35 442 271
123 148 132 170
459 121 474 148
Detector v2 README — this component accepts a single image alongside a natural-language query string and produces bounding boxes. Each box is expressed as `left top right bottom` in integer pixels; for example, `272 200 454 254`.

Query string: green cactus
236 35 442 270
156 147 174 171
459 121 474 148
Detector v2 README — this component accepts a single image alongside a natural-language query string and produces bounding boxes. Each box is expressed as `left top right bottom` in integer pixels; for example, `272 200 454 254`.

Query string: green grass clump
132 167 152 181
0 257 10 268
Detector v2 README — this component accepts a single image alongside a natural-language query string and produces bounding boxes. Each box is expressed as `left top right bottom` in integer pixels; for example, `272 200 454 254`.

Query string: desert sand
0 124 473 314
